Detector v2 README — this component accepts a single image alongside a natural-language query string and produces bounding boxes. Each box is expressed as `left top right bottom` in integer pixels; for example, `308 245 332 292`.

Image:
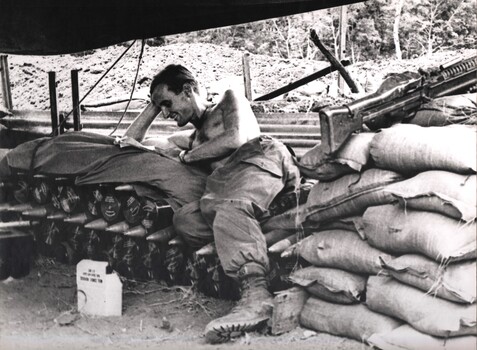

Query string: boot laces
233 277 271 309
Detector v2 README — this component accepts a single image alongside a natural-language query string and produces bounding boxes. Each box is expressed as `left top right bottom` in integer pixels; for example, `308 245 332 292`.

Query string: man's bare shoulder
216 89 255 118
217 89 248 109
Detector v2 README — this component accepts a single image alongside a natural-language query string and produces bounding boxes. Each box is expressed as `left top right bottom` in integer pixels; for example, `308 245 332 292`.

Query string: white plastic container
76 259 122 316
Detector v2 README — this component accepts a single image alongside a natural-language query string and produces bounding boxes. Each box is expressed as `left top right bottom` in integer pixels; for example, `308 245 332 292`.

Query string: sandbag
380 254 476 304
300 297 402 342
407 93 477 127
297 229 393 275
298 132 375 181
305 168 403 224
362 204 476 262
370 124 476 174
261 204 310 233
368 324 477 350
289 266 366 304
366 276 477 337
385 171 476 222
318 216 364 237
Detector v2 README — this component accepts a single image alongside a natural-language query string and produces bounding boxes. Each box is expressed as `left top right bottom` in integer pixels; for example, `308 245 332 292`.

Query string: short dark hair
150 64 199 96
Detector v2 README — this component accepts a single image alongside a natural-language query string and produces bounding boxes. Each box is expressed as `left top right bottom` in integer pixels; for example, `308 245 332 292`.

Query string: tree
401 0 475 57
393 0 404 60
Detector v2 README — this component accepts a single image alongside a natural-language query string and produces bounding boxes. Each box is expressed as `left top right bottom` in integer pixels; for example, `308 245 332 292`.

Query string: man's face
151 83 194 127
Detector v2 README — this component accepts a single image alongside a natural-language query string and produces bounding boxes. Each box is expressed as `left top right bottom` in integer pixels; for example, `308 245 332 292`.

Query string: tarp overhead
0 0 364 55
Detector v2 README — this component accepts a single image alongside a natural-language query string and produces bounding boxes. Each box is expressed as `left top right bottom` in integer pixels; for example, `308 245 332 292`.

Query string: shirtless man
124 64 300 343
124 65 259 170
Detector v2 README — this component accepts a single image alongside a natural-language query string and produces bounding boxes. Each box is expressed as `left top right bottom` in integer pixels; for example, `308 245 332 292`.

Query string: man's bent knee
173 201 213 249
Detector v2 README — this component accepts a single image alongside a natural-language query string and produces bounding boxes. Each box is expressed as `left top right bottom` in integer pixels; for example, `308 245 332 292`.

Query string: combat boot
204 274 273 343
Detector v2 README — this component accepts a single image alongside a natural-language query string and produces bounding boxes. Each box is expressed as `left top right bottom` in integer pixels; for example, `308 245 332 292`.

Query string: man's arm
183 90 260 163
123 102 161 142
168 129 195 150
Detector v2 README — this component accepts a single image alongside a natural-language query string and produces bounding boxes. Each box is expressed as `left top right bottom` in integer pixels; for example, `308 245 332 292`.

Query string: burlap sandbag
318 216 364 237
261 204 310 233
300 297 402 342
298 132 375 181
305 168 403 224
362 204 476 262
385 171 476 222
380 254 476 304
368 324 477 350
366 276 477 337
297 229 393 275
408 93 477 127
370 124 476 174
289 266 366 304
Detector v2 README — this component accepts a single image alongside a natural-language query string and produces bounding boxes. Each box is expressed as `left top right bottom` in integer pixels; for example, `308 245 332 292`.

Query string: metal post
338 5 348 91
0 55 13 110
48 72 59 136
71 69 82 131
242 52 252 101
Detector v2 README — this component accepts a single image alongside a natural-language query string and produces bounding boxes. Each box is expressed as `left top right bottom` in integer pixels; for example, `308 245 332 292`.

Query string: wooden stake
254 61 351 101
310 29 359 93
271 287 308 335
71 69 82 131
48 72 59 136
338 5 348 91
242 52 252 100
0 55 13 110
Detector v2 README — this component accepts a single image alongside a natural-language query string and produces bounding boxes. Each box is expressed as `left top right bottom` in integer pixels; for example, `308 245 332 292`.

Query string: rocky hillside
3 43 473 113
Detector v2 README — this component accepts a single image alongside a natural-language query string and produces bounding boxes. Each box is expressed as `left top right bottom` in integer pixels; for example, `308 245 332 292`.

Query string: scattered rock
54 311 80 326
302 330 317 339
161 316 173 332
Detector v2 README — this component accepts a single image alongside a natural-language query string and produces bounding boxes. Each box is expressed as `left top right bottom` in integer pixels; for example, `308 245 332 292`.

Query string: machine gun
319 55 477 155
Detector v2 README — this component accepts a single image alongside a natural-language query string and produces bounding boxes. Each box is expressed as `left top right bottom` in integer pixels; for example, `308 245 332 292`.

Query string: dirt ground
0 257 371 350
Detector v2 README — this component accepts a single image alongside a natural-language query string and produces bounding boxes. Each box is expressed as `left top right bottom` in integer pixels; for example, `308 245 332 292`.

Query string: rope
50 40 137 136
109 39 146 136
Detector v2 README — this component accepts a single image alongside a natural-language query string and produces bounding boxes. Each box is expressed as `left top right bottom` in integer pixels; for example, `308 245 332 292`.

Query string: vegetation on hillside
161 0 475 62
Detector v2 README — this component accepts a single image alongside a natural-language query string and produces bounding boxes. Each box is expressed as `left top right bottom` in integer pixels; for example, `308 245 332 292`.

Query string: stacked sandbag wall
284 100 477 349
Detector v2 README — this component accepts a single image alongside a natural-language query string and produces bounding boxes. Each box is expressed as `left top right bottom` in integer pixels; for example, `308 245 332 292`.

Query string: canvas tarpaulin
0 0 364 55
0 131 208 208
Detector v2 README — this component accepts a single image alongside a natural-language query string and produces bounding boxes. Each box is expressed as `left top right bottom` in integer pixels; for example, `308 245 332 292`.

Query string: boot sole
205 317 269 344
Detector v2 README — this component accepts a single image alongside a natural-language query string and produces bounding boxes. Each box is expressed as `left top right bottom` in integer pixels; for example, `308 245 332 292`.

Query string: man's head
149 65 201 127
150 64 199 96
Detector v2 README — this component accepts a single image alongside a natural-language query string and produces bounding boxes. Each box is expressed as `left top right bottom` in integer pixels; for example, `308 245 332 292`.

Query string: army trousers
173 136 300 279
